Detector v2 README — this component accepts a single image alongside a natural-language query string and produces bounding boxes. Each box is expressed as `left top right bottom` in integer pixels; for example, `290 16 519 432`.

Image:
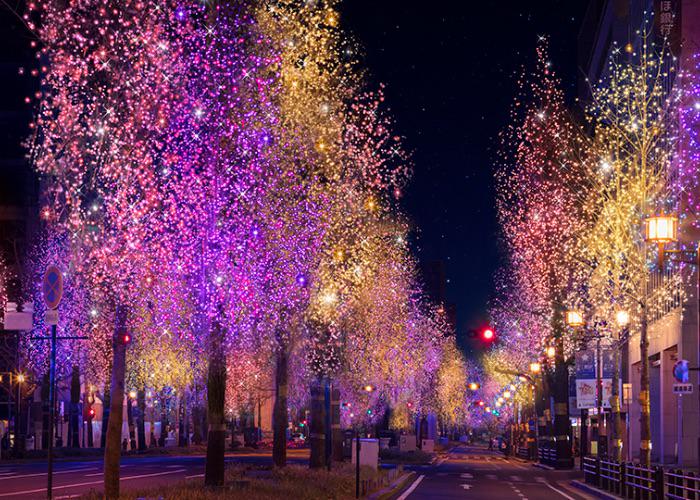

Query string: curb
533 462 555 470
368 471 416 500
570 479 620 499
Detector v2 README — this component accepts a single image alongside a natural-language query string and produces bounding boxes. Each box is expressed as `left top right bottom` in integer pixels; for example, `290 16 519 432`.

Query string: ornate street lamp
615 310 630 328
645 214 678 243
645 214 678 266
565 310 584 328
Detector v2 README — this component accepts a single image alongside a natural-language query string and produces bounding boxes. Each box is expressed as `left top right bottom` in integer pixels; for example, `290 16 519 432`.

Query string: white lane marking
0 467 99 479
460 484 472 490
84 472 103 477
0 469 187 498
186 473 204 479
460 472 473 479
486 473 497 480
397 474 425 500
543 481 577 500
506 459 529 470
510 475 522 481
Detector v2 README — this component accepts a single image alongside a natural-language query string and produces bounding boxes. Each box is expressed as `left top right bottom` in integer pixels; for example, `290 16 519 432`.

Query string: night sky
341 1 590 334
0 1 591 335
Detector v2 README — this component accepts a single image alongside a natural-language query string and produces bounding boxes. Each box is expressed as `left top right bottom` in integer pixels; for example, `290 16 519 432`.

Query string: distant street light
565 310 584 328
529 362 542 374
616 310 630 328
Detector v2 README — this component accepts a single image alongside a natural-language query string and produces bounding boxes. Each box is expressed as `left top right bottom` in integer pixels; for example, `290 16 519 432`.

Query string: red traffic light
481 328 495 341
478 400 485 407
117 332 131 345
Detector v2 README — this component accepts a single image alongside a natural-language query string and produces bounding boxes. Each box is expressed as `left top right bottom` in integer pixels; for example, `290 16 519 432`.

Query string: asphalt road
0 449 309 499
397 446 594 500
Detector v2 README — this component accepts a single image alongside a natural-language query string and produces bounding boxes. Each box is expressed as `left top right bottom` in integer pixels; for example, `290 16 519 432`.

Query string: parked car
288 433 307 448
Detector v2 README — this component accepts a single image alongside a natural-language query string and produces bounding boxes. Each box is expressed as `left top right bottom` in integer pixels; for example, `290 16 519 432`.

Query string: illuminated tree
582 26 681 464
496 40 591 466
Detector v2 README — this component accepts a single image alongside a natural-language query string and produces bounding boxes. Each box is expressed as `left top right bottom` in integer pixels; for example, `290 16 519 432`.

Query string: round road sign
43 266 63 310
673 359 689 384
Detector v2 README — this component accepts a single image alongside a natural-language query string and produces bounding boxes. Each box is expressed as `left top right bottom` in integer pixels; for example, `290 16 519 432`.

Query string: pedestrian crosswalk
433 471 546 483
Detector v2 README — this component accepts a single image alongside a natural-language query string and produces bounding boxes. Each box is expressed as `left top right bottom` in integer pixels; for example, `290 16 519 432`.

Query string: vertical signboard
576 351 596 409
601 350 615 409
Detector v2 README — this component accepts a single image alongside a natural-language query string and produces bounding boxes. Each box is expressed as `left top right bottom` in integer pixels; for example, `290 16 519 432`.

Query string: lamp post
15 373 25 456
644 213 700 467
611 310 629 462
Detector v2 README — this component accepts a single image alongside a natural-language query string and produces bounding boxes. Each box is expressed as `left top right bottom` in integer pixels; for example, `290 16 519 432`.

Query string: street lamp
615 310 630 328
565 310 584 328
645 214 678 266
645 214 678 243
468 382 480 391
546 346 556 358
529 362 542 374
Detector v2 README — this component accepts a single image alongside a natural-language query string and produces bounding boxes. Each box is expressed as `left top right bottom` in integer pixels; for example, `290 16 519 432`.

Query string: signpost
34 266 86 500
43 266 62 500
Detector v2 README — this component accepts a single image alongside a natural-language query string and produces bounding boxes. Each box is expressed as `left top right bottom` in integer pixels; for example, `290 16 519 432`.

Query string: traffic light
466 325 496 344
481 327 495 342
117 331 131 346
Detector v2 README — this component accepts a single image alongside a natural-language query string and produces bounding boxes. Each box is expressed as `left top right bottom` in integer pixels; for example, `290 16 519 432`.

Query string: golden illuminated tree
582 26 681 464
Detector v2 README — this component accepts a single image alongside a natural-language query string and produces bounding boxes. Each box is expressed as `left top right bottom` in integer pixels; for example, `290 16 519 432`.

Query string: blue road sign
43 266 63 310
673 360 689 384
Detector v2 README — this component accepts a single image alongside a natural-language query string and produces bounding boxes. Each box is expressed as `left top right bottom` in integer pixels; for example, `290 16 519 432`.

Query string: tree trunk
179 393 188 447
101 386 110 449
204 315 227 488
639 308 651 466
104 306 129 499
552 301 572 469
86 390 94 448
611 341 623 462
331 387 343 462
309 382 326 468
193 404 203 445
137 389 146 451
127 395 136 451
273 344 289 467
159 390 168 447
69 366 80 448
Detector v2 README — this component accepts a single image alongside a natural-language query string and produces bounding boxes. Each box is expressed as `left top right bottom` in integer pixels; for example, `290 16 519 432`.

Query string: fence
583 456 700 499
538 441 557 467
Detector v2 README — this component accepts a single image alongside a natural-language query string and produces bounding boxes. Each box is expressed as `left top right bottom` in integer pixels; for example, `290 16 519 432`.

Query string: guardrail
583 456 700 499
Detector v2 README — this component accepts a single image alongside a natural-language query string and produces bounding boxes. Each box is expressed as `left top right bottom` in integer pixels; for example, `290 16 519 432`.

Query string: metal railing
583 456 700 499
538 441 557 466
